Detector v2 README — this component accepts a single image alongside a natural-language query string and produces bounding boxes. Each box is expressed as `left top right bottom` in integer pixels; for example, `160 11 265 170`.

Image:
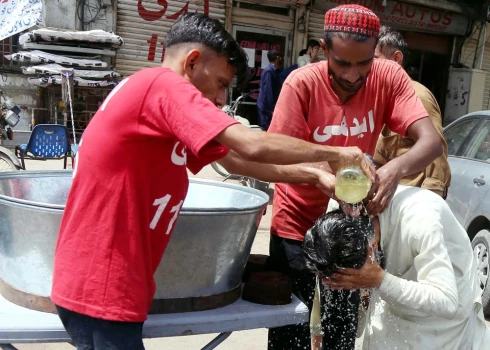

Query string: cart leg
201 332 232 350
0 345 19 350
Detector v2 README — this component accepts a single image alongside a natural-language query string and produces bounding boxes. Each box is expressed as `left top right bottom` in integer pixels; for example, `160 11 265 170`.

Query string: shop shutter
115 0 226 77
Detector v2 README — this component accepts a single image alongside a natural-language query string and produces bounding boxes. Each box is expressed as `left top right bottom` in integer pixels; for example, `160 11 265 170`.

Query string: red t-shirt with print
269 59 428 241
51 67 238 322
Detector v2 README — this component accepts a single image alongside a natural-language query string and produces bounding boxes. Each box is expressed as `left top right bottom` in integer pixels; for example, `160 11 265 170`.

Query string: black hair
324 31 377 50
303 210 373 277
377 26 407 64
267 50 280 63
307 39 320 49
165 13 249 86
299 49 308 56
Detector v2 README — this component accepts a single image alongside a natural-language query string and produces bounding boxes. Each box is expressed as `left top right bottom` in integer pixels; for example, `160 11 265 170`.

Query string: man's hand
315 169 336 198
365 162 401 217
332 147 376 183
311 47 320 62
323 244 385 290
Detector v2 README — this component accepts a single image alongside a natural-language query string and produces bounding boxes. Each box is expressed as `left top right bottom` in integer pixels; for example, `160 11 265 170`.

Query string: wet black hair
303 210 373 277
267 50 280 63
165 13 249 86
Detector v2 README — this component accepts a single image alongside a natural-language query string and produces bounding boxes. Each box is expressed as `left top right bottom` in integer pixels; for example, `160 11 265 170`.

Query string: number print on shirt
150 194 171 230
171 141 187 166
150 194 184 235
100 78 130 112
166 200 183 235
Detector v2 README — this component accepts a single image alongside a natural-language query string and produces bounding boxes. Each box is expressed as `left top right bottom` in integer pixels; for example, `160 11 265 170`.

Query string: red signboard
137 0 210 62
316 0 469 36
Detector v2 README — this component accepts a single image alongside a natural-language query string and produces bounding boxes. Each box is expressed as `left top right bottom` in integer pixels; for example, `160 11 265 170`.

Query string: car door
446 116 490 228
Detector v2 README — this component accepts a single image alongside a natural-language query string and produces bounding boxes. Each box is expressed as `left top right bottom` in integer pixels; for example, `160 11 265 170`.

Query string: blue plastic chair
15 124 71 170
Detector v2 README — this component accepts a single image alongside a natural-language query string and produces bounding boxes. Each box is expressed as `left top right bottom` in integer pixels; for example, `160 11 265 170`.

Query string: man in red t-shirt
51 13 376 349
266 5 443 350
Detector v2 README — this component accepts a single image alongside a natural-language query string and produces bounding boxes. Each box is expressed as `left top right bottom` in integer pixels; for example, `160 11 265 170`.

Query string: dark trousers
268 235 360 350
257 107 272 131
56 305 145 350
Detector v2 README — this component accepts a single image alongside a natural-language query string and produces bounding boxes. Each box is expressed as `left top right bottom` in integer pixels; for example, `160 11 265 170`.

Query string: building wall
42 0 78 30
460 23 490 111
1 1 116 133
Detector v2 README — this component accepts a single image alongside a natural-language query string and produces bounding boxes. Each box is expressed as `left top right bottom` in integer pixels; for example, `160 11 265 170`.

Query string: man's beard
329 64 369 94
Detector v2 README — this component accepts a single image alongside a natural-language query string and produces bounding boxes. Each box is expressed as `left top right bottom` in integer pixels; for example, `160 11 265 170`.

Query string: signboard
314 0 469 36
0 0 43 41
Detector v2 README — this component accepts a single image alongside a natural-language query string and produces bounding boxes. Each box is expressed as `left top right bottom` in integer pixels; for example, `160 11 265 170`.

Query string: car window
464 120 490 161
444 118 479 156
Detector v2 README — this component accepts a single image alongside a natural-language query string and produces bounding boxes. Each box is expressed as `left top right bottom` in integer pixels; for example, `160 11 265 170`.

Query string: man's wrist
375 269 387 289
320 145 340 162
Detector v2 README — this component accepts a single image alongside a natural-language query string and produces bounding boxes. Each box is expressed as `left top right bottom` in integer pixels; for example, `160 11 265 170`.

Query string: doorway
230 25 291 125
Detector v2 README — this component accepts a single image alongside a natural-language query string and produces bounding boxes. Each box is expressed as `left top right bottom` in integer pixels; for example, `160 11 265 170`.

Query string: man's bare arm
214 124 375 182
367 117 443 215
217 152 336 197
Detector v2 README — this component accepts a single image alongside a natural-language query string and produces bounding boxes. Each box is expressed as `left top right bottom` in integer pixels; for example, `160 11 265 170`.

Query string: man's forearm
378 273 458 319
215 125 342 165
386 118 443 178
389 137 442 178
214 124 375 182
217 151 324 184
248 131 345 164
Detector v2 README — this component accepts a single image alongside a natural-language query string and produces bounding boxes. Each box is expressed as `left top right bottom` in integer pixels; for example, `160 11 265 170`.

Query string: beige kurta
374 81 451 195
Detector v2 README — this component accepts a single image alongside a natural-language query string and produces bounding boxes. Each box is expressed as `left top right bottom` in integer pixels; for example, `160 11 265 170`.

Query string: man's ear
320 39 329 58
183 49 201 78
392 50 404 66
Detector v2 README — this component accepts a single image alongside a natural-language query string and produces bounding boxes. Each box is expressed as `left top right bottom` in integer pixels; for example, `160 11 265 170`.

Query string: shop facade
309 0 471 117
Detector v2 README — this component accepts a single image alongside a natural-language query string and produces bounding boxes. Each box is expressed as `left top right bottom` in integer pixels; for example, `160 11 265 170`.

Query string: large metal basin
0 170 268 312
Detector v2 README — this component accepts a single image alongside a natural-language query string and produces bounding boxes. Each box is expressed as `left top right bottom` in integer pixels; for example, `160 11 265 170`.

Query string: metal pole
480 24 487 70
201 332 232 350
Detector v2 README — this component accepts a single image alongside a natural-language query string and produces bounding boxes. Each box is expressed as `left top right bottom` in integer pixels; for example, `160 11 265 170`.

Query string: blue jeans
56 305 145 350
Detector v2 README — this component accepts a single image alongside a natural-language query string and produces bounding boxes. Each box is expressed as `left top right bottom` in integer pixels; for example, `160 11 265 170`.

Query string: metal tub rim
0 170 269 213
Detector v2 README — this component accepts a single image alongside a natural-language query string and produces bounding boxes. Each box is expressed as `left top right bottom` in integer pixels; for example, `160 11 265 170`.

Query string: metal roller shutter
115 0 226 77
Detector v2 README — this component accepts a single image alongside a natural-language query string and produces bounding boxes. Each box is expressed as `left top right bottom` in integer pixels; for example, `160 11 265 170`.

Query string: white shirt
359 186 490 349
297 54 311 68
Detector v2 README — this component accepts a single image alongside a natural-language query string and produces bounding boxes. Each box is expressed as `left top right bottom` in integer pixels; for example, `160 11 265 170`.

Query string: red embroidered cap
324 5 380 38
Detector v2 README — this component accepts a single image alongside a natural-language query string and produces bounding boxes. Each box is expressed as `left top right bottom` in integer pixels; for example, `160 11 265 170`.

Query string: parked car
444 111 490 317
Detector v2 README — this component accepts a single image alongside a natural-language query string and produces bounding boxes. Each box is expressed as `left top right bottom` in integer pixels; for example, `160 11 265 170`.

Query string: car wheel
472 229 490 316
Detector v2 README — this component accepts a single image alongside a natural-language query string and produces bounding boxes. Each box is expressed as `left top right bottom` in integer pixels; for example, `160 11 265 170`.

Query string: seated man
304 186 490 349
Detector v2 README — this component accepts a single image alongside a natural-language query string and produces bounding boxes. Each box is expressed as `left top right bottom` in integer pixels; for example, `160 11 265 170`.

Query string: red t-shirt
51 67 238 322
269 59 428 241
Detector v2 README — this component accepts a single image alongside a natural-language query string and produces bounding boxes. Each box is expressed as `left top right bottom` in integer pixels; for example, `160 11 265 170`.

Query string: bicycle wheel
211 161 230 177
0 152 20 171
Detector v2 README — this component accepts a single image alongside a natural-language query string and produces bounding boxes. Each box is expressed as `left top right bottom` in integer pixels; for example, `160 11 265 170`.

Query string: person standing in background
257 50 282 130
374 26 451 198
297 39 321 68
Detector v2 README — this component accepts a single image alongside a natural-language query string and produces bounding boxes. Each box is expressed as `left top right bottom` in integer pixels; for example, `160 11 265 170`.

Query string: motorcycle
211 94 270 194
0 91 23 171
